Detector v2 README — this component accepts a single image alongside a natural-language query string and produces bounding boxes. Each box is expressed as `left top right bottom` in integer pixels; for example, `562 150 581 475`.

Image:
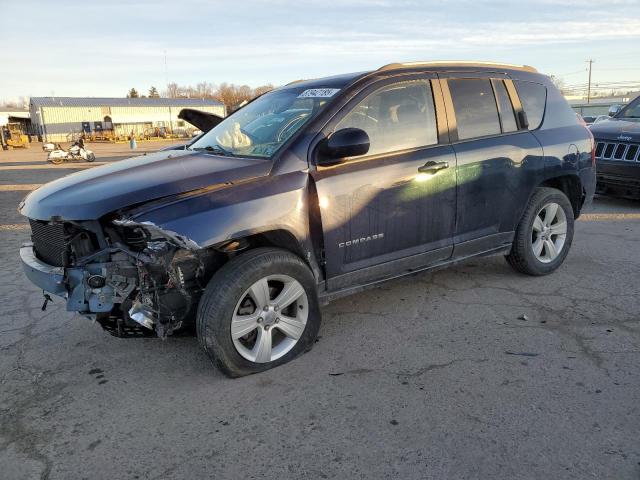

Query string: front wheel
506 187 575 276
197 248 321 377
87 153 96 162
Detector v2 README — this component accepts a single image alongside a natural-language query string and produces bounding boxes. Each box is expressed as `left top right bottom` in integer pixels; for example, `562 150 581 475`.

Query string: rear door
439 74 544 256
310 74 457 290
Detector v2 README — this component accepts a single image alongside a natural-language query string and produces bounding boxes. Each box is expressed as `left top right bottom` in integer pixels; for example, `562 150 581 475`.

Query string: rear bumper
596 160 640 198
20 243 67 297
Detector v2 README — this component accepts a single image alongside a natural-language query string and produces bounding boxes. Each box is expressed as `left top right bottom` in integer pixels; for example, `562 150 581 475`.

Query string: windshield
617 96 640 119
190 87 340 158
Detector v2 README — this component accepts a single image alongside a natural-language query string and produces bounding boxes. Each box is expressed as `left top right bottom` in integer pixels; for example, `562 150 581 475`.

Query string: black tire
87 153 96 162
506 187 575 276
49 156 64 165
197 247 321 377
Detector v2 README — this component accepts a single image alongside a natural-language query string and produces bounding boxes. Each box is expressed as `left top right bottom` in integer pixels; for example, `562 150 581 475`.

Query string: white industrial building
0 107 30 128
29 97 226 142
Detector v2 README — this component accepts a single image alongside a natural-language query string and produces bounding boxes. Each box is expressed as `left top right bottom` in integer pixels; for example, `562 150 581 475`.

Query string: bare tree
213 83 257 110
253 84 274 97
161 81 275 109
165 82 180 98
194 82 215 98
4 96 30 109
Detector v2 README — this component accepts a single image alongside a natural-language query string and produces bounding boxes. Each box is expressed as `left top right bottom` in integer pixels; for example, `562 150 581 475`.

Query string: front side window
514 80 547 129
335 80 438 157
191 87 338 158
448 78 501 140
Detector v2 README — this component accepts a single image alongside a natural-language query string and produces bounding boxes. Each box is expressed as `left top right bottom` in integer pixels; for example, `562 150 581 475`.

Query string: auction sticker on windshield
298 88 340 98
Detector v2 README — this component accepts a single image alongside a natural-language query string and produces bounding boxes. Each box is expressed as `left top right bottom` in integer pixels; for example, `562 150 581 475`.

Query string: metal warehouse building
29 97 226 142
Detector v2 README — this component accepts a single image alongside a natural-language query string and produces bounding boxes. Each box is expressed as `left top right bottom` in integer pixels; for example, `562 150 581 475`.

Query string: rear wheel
506 187 575 276
49 156 64 165
197 248 321 377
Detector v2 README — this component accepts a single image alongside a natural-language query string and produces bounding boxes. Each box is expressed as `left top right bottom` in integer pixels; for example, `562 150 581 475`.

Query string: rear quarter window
515 81 546 130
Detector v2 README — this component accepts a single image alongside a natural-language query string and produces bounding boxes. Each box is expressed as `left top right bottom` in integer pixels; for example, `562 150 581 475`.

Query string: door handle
418 160 449 174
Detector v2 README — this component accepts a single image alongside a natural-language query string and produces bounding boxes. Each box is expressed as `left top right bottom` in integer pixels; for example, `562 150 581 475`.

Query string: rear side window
448 79 501 140
492 80 518 133
515 81 546 129
336 80 438 156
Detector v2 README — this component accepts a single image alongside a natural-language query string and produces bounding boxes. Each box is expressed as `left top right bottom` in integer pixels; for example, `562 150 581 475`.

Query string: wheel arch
539 174 584 218
204 228 323 283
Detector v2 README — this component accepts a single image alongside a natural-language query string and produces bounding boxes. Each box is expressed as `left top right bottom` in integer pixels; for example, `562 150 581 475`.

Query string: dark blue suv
19 61 595 376
590 94 640 199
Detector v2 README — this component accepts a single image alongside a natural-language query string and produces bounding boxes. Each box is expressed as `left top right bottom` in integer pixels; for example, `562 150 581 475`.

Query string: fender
120 170 316 264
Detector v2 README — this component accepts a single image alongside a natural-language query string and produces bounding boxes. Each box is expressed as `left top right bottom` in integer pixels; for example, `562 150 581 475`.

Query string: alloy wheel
531 202 567 263
231 274 308 363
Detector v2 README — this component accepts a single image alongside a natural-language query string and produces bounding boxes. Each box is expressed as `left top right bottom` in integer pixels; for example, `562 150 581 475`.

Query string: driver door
310 76 457 291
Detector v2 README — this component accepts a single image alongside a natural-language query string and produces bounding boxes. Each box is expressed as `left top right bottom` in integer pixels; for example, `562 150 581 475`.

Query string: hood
19 150 272 221
589 117 640 142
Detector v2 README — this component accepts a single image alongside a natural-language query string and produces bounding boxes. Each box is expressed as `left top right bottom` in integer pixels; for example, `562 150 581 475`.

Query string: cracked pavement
1 146 639 479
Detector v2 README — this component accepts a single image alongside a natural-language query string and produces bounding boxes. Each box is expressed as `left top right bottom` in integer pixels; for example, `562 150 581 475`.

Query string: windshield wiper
192 144 235 157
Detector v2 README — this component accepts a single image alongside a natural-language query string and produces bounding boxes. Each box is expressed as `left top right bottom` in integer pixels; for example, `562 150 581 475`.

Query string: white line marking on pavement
579 213 640 221
0 163 106 171
0 184 42 191
0 224 29 231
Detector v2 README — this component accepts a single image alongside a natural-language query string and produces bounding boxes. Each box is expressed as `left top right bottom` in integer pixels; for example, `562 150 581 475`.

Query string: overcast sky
1 0 639 101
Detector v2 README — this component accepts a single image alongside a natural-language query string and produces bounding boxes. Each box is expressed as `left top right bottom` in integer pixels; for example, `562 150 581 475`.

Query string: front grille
595 141 640 162
29 219 68 266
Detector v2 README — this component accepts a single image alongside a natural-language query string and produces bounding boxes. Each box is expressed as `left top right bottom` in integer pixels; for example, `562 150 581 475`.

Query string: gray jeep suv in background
19 61 595 376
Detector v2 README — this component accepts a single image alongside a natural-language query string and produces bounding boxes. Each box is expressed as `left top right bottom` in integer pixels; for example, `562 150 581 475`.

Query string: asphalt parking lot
1 144 639 479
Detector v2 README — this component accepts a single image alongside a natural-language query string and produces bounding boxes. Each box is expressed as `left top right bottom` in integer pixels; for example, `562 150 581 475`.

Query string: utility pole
164 50 169 93
586 59 594 104
164 50 172 134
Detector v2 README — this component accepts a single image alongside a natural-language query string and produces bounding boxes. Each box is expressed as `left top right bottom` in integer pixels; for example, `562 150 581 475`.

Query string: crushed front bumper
20 242 66 297
20 242 120 313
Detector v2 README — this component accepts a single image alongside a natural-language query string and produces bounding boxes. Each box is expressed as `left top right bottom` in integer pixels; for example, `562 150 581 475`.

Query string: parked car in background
592 115 609 125
591 95 640 199
19 61 595 376
583 115 609 127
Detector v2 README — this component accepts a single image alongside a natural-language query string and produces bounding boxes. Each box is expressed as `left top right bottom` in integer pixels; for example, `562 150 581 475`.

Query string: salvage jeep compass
19 62 596 377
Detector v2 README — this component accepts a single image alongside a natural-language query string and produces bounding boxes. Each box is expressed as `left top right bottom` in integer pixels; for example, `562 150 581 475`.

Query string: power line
554 69 587 77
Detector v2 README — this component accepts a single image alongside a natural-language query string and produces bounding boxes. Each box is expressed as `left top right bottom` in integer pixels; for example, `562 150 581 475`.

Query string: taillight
585 126 596 167
576 113 587 126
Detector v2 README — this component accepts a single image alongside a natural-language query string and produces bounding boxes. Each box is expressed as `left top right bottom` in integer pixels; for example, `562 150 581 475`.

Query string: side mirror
608 104 623 117
318 128 370 165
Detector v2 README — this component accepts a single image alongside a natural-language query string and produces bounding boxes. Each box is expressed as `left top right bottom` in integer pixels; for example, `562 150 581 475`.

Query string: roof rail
284 79 308 86
377 61 538 73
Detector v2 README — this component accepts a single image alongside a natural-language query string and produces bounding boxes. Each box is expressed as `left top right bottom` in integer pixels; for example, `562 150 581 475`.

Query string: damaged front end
20 216 224 338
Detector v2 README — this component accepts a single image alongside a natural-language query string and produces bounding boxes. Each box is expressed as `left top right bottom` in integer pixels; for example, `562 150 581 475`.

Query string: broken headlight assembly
104 219 223 338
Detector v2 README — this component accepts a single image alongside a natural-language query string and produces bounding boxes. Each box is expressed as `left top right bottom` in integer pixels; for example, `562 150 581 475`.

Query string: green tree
148 86 160 98
127 88 139 98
